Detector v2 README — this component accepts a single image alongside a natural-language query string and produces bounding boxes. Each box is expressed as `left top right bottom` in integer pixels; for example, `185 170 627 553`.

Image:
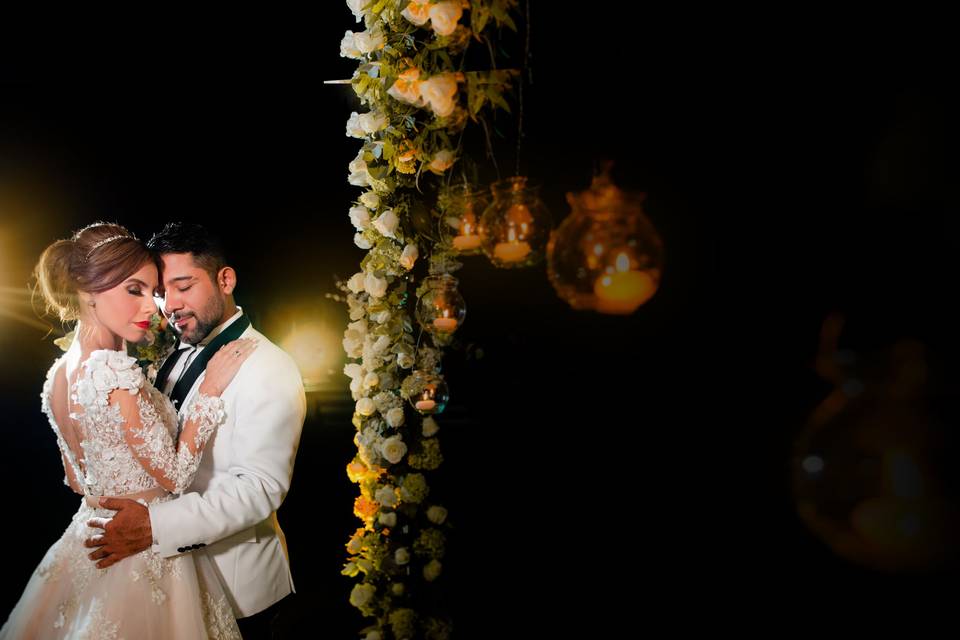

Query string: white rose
362 346 382 370
348 170 370 188
346 112 365 138
354 27 385 54
385 407 405 428
391 583 405 596
344 363 364 380
429 1 463 37
358 111 388 134
422 415 439 437
340 31 362 59
347 272 366 294
370 309 391 324
401 0 430 25
428 149 455 174
375 485 398 508
397 352 415 369
349 205 371 230
348 319 368 337
420 73 458 118
378 511 397 527
346 0 368 22
344 337 363 359
349 583 375 608
349 152 367 174
394 547 410 565
364 273 388 298
423 559 443 582
354 233 372 249
348 153 371 187
399 243 418 270
371 335 392 354
372 209 399 239
363 371 380 389
359 191 380 209
427 505 448 525
350 377 363 396
381 435 407 464
91 366 118 392
356 397 376 416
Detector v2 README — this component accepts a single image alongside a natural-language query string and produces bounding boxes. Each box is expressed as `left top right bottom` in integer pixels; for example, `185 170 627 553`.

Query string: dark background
1 4 957 635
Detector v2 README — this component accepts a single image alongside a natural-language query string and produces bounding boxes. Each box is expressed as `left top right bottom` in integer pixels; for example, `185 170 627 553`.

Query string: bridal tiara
84 235 130 260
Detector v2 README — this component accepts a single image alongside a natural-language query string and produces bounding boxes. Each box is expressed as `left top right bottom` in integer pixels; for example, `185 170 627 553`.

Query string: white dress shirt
161 307 245 398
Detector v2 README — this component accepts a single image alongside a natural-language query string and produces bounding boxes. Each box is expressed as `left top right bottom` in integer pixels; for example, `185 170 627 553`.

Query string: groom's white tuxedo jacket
148 310 306 618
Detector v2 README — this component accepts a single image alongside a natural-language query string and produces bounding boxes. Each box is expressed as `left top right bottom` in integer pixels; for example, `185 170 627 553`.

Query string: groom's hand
84 498 153 569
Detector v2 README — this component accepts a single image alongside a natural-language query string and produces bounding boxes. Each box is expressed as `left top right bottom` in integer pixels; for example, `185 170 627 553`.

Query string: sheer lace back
43 357 85 492
41 349 191 497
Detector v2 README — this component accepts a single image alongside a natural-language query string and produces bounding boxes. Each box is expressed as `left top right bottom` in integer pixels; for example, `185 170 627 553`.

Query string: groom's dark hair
147 222 230 284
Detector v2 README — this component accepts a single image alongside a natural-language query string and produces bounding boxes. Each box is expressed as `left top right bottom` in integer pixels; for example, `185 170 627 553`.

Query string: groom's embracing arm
147 348 306 557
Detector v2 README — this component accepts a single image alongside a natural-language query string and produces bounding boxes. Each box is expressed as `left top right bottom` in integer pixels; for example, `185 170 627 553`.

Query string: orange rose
354 495 379 522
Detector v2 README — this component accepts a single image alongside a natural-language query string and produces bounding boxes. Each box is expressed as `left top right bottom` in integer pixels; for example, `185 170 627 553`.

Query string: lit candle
452 234 481 251
493 228 531 263
593 270 657 314
494 241 531 263
415 399 437 411
432 317 458 332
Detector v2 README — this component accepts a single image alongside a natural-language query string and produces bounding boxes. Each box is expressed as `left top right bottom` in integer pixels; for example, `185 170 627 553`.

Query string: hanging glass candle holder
478 176 552 268
439 183 489 256
415 274 466 335
547 172 664 315
792 330 958 572
407 370 449 415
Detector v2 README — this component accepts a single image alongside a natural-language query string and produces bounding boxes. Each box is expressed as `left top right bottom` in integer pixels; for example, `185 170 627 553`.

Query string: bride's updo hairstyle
33 222 156 323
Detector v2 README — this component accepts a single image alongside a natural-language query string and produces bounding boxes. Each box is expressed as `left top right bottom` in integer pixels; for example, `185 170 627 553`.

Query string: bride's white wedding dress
0 346 241 639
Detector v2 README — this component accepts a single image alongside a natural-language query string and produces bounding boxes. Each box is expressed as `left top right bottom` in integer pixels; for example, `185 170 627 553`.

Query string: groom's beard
171 296 225 345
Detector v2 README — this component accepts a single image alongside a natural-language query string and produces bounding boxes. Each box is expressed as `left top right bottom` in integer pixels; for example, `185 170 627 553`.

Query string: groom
84 222 307 638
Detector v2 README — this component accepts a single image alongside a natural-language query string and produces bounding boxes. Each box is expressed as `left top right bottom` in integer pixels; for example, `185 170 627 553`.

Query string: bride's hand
199 339 258 396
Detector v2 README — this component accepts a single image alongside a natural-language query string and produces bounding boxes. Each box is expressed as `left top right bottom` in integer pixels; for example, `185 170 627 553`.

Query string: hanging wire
515 0 532 177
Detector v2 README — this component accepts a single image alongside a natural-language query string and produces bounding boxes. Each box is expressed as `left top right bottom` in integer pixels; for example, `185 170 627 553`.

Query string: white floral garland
337 2 517 639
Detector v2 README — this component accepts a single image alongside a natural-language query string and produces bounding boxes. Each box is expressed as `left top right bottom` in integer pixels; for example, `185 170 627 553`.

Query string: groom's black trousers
237 595 289 639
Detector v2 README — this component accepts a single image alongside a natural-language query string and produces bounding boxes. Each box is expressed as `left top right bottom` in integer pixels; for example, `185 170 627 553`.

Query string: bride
0 222 251 639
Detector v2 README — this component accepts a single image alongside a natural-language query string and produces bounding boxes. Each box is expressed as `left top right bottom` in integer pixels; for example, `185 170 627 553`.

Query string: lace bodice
40 349 225 498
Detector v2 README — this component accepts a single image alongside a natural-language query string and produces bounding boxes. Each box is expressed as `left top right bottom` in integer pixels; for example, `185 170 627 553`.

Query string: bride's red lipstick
135 321 151 329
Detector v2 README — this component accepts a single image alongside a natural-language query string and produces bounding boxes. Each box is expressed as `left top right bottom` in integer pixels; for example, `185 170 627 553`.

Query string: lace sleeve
95 352 225 494
111 388 225 494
